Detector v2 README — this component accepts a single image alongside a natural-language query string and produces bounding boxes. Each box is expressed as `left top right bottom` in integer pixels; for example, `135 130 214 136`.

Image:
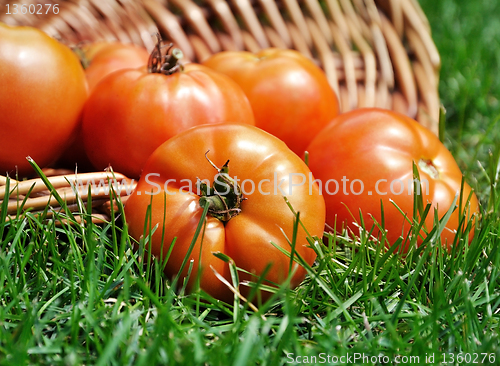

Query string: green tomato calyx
197 151 245 223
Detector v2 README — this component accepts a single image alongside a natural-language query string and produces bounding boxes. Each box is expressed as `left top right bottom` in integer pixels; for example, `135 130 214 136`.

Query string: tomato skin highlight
124 123 326 302
0 23 88 177
203 48 339 158
82 63 255 178
306 108 479 252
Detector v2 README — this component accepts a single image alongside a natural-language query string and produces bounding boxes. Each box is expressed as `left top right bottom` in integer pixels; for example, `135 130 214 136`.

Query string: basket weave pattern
1 0 440 133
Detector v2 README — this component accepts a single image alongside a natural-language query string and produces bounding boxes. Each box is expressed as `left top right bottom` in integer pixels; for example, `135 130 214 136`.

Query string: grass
1 176 498 365
1 0 500 364
420 0 500 204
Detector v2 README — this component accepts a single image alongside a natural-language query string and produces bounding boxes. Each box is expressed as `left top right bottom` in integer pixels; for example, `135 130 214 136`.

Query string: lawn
1 0 500 365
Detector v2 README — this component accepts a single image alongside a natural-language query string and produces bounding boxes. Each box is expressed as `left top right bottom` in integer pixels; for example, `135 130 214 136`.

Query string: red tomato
0 23 88 177
203 48 339 158
81 42 150 92
306 108 479 252
82 44 255 178
124 123 325 302
58 42 150 171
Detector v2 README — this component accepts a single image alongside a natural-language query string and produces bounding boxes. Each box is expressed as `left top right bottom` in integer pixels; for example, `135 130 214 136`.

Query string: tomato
306 108 479 252
82 42 255 178
0 23 88 177
203 48 339 158
124 123 326 302
80 42 150 92
57 42 150 171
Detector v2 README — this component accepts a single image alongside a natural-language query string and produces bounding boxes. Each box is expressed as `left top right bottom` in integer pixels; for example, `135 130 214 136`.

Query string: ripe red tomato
81 42 150 92
0 23 88 177
124 123 326 302
306 108 479 252
58 42 150 171
203 48 340 158
82 44 255 178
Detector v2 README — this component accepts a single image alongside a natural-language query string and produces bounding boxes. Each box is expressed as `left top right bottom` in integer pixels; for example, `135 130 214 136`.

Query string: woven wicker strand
0 171 135 222
0 0 441 135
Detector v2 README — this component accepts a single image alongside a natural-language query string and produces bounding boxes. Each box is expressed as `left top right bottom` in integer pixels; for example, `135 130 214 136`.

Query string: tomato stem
197 151 245 223
148 34 184 75
71 43 90 69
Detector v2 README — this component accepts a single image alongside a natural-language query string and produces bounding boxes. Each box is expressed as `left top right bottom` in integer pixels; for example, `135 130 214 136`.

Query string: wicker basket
0 169 135 223
0 0 441 222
